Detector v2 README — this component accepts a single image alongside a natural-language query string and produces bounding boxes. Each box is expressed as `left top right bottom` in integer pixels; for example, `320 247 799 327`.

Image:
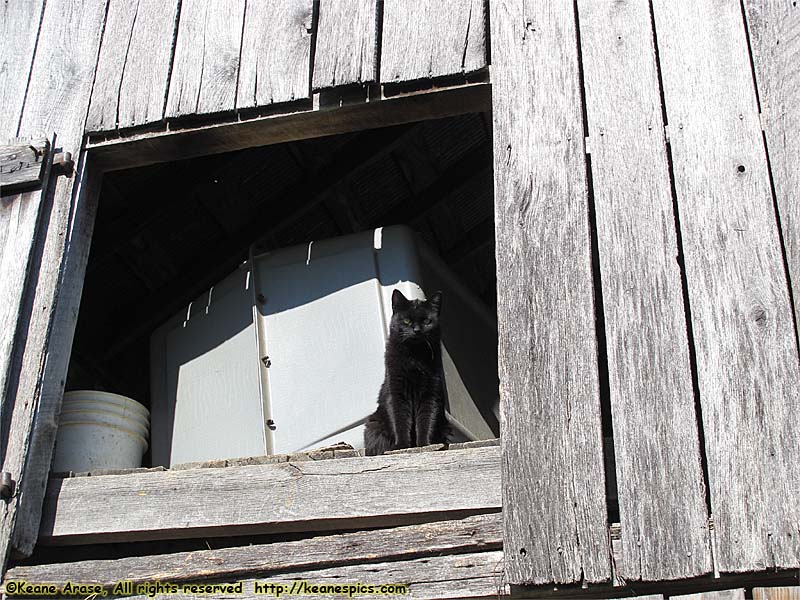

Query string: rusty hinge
0 471 15 500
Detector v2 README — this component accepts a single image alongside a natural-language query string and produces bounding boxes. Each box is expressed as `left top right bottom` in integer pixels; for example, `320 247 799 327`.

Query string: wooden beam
0 139 49 193
754 588 800 600
88 82 491 172
576 0 711 581
39 446 501 545
9 513 500 586
652 0 800 572
490 0 610 586
380 0 487 84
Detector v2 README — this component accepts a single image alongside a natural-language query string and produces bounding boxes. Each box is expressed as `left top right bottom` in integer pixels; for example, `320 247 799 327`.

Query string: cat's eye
403 318 412 325
424 318 432 325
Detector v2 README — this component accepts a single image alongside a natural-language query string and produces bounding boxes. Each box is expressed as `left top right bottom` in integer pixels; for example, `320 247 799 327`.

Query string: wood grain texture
237 0 314 109
754 588 800 600
86 0 180 131
652 0 800 572
90 82 491 171
9 513 500 585
490 0 610 586
380 0 487 84
311 0 378 89
0 139 48 192
672 591 745 600
4 0 108 562
0 0 45 139
11 157 102 557
39 446 501 544
165 0 246 118
743 0 800 360
54 551 507 600
576 0 711 581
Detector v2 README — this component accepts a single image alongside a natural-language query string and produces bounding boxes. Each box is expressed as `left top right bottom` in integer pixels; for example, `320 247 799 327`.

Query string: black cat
364 289 449 456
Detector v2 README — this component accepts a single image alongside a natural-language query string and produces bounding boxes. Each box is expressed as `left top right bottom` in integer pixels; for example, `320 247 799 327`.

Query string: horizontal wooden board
39 446 501 544
10 513 500 586
380 0 487 83
86 0 179 131
754 588 800 600
311 0 378 89
89 82 491 172
576 0 711 581
237 0 314 108
0 139 48 192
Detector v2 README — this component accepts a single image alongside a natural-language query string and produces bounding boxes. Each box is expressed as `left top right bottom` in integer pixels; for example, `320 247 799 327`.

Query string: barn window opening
63 112 499 471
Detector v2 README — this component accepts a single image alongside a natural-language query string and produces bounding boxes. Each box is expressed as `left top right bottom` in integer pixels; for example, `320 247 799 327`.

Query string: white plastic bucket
52 391 150 473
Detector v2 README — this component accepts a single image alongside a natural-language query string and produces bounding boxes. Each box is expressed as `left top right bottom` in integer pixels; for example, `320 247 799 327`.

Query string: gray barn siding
311 0 380 89
651 0 800 572
380 0 487 84
86 0 179 131
1 0 108 564
743 0 800 355
576 0 711 581
490 0 610 586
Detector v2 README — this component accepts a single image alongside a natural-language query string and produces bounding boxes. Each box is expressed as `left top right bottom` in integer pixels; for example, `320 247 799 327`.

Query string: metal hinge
1 471 15 500
52 151 74 177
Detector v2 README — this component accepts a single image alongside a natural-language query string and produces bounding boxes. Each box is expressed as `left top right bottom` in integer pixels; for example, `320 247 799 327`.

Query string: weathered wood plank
380 0 487 84
165 0 246 118
311 0 378 89
754 588 800 600
237 0 314 109
39 446 501 545
671 591 745 600
0 0 45 139
4 0 108 563
490 0 610 586
652 0 800 572
576 0 711 581
743 0 800 357
10 513 500 586
67 551 507 600
0 139 48 193
86 0 180 131
90 82 491 172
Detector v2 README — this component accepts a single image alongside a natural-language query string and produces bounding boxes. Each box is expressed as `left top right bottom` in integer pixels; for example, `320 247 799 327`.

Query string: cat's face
389 289 442 342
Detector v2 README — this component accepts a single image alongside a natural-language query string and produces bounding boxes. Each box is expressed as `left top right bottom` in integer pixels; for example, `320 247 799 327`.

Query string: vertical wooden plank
754 588 800 600
380 0 487 84
743 0 800 352
576 0 711 581
2 0 108 563
0 0 45 139
237 0 314 109
86 0 180 131
311 0 378 89
490 0 610 586
652 0 800 572
165 0 246 118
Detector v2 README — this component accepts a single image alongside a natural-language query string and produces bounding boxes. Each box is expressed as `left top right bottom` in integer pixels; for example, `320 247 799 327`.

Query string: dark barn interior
67 112 497 426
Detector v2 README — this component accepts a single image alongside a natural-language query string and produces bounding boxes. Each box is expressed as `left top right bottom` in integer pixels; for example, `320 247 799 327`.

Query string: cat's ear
392 289 410 311
428 291 443 313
